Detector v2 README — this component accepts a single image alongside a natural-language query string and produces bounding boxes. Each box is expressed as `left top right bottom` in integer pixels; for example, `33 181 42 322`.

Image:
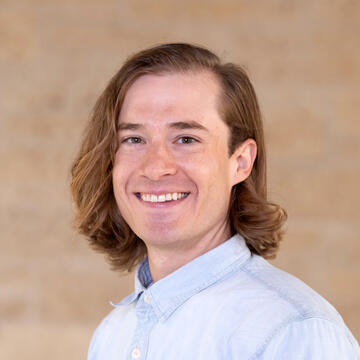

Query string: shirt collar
112 233 251 321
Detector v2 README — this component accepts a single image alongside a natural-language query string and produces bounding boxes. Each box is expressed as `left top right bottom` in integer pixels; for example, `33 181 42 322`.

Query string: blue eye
121 136 198 145
122 137 143 144
177 136 198 144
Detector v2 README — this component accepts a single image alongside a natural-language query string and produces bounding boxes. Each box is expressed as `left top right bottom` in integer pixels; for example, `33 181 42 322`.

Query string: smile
135 192 190 203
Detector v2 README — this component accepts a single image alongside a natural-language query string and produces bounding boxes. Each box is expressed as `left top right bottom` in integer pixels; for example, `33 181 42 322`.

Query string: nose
140 142 177 181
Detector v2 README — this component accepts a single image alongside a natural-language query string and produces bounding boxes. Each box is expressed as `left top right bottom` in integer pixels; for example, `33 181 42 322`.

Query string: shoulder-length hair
70 43 287 273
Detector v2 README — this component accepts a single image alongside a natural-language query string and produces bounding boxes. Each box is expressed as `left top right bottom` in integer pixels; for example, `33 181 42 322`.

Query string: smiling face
113 71 245 253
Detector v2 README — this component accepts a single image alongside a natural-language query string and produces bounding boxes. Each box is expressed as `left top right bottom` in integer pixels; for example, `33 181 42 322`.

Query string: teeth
140 192 189 203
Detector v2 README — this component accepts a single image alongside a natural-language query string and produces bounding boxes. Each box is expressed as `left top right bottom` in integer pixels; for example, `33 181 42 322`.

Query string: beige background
1 0 359 358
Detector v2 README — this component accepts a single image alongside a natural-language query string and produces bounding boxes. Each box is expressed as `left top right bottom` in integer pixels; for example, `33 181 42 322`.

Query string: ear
230 138 257 187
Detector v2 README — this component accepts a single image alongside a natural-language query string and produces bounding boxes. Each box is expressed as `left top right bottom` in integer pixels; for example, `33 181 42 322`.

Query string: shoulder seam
249 316 353 359
240 257 324 318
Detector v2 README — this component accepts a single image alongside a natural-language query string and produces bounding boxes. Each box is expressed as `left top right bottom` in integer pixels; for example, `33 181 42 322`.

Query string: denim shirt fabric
88 234 360 359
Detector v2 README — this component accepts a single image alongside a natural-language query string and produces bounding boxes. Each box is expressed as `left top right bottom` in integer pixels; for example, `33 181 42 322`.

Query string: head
70 43 287 272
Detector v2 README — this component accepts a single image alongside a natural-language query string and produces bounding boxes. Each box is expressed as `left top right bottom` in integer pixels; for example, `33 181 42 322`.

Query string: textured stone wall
1 0 359 358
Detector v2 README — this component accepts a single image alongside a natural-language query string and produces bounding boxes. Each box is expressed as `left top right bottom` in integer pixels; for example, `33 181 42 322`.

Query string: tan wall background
1 0 359 358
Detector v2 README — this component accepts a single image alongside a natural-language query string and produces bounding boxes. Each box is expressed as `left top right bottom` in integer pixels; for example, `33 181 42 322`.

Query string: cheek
178 153 210 181
112 171 122 204
112 161 130 197
181 150 229 195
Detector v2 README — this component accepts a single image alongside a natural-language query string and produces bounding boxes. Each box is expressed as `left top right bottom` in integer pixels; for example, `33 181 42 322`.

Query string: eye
122 136 144 144
176 136 198 144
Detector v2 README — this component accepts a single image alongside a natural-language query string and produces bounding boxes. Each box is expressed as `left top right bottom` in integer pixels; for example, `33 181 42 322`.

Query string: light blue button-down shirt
88 234 360 359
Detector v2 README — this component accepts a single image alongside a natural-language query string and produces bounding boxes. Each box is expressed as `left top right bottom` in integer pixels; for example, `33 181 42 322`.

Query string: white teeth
140 192 188 203
158 195 166 202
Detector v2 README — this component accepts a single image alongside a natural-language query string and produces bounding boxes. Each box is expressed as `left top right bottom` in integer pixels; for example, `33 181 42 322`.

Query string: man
71 43 360 359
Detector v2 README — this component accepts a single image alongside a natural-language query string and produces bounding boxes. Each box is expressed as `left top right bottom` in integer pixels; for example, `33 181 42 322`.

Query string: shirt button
144 295 151 304
131 348 141 359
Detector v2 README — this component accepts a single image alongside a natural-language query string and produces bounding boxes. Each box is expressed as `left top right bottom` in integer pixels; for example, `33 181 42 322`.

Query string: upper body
70 43 359 360
89 234 360 359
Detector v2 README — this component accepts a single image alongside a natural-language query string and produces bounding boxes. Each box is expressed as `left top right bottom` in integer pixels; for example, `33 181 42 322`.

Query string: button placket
131 348 141 359
127 293 156 360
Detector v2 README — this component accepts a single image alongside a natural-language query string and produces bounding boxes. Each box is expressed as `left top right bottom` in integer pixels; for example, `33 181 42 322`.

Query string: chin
136 227 183 246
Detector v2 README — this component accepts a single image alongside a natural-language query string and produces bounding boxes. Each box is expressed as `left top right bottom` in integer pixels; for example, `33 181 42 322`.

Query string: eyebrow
118 120 209 132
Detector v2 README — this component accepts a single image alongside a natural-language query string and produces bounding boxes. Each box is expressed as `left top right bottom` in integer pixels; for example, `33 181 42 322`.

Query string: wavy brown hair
70 43 287 273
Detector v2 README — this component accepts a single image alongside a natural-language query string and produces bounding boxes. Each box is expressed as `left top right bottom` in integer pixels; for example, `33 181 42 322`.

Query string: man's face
113 71 240 252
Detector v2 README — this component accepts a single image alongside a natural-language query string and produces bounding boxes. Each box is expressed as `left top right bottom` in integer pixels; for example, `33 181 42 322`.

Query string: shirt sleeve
260 318 360 360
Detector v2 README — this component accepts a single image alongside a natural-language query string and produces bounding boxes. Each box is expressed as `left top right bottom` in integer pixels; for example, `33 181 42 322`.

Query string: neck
146 224 232 283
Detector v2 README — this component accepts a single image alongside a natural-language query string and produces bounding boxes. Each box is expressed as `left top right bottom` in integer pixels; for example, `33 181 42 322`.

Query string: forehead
119 71 224 128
